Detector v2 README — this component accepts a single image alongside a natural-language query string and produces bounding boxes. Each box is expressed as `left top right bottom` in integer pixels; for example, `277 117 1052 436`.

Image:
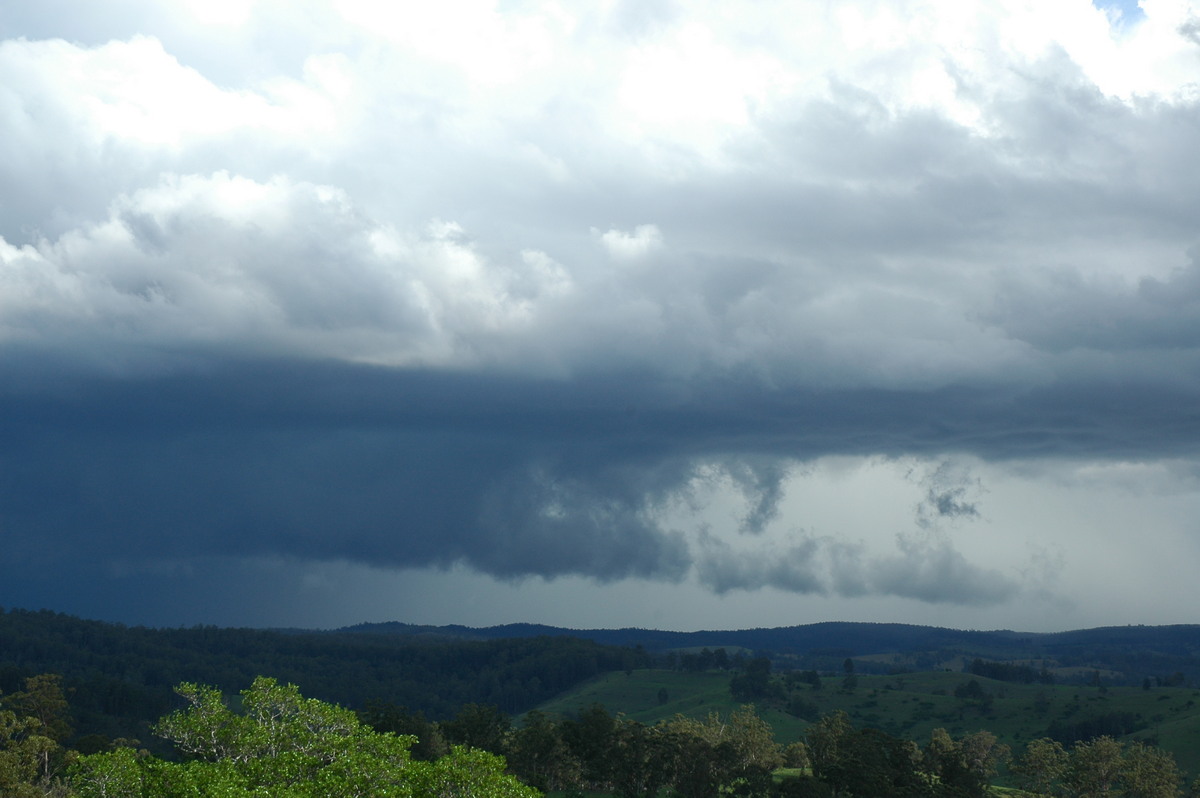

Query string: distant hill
340 620 1200 685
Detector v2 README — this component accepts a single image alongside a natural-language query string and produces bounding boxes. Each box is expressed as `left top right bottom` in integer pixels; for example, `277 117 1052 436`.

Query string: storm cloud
2 0 1200 628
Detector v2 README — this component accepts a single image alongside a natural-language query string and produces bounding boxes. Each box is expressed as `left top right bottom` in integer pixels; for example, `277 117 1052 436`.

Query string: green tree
2 673 75 790
359 702 448 762
407 746 539 798
560 703 616 790
0 709 61 798
667 706 783 797
3 675 74 745
822 727 928 798
1064 736 1124 798
806 710 852 784
783 741 811 770
507 710 577 792
924 728 1008 798
1013 737 1068 797
958 731 1009 793
609 719 675 798
440 703 511 755
1120 741 1181 798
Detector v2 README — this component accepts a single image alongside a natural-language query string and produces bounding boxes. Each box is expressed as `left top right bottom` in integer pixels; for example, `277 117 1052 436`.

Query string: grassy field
531 668 1200 778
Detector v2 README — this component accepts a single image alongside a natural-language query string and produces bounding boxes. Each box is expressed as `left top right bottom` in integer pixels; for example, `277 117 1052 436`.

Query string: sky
2 0 1200 633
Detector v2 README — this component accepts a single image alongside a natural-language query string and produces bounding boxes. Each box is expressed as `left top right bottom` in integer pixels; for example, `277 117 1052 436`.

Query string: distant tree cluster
1047 711 1144 747
968 658 1055 685
800 710 1009 798
663 647 735 673
369 699 788 797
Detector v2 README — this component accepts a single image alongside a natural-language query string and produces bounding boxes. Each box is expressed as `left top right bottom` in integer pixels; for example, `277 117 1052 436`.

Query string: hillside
531 668 1200 779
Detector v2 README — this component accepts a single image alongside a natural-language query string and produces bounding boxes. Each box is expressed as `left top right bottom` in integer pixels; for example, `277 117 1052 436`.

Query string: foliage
1012 737 1069 795
1014 735 1182 798
0 674 75 796
69 677 537 798
0 708 63 797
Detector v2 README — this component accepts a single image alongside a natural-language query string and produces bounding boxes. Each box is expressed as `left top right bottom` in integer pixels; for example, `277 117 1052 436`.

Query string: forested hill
340 619 1025 651
341 620 1200 682
0 607 650 746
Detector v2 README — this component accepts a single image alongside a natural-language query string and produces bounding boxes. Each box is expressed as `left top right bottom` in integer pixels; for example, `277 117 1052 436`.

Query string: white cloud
595 224 664 261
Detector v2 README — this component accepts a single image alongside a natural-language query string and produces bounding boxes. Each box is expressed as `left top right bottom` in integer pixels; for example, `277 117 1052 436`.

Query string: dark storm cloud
2 351 1200 603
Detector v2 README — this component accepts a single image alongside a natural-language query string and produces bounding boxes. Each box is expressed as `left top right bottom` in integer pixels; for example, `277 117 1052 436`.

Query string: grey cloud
725 458 790 535
475 461 693 581
914 461 984 529
695 528 1015 606
696 535 825 596
987 248 1200 355
870 532 1018 606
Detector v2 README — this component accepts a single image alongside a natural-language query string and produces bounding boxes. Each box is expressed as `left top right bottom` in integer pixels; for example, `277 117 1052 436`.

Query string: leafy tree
0 708 61 798
1121 741 1182 798
957 731 1009 792
3 675 74 744
924 728 1008 798
440 703 511 754
806 710 852 783
506 710 578 792
358 702 448 761
407 746 539 798
1064 736 1125 798
559 703 616 789
822 727 928 798
2 674 75 789
783 741 811 769
608 719 675 798
1012 734 1070 796
667 705 783 798
70 677 537 798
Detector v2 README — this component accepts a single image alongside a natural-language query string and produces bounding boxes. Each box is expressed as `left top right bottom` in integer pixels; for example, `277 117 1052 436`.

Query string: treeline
0 608 651 746
364 697 1015 797
968 657 1056 684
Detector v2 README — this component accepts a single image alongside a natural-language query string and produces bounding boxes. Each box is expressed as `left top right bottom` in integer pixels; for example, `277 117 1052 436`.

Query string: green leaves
71 678 533 798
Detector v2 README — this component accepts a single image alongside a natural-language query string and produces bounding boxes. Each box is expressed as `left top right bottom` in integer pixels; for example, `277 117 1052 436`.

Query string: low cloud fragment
695 528 1017 606
595 224 664 261
912 461 985 530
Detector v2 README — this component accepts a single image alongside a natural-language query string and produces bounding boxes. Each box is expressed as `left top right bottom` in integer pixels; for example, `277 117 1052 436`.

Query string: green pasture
532 669 1200 777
